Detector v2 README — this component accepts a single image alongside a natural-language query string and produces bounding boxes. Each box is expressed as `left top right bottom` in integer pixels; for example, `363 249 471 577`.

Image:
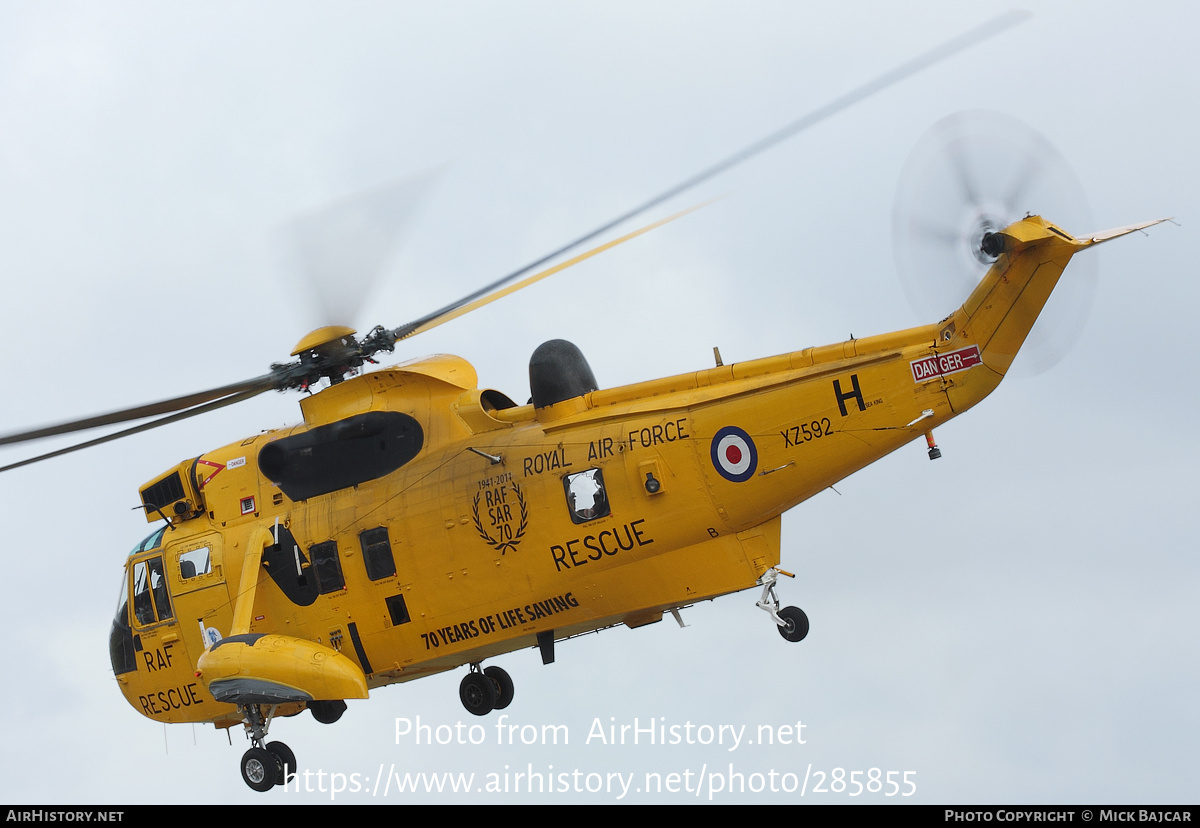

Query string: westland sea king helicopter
0 13 1168 792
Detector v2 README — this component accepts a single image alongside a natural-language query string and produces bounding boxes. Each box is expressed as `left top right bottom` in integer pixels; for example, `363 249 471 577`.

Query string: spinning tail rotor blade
893 110 1095 376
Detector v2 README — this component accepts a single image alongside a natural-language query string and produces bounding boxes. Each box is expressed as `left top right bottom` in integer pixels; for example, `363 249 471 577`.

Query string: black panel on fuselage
258 411 424 501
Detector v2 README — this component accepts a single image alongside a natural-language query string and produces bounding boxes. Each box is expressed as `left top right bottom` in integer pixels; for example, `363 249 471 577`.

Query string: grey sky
0 1 1195 804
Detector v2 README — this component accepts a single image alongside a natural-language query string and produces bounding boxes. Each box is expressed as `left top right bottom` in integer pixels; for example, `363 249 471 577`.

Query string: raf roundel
710 426 758 483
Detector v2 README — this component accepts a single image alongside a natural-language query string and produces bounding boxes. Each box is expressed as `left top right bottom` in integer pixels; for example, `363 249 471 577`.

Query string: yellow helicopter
0 14 1167 794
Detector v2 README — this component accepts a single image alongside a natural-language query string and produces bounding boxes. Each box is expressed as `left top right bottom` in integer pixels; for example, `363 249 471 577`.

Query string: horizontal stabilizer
1085 218 1173 246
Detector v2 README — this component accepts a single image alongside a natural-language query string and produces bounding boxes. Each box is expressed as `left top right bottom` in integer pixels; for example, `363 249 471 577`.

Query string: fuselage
109 216 1084 726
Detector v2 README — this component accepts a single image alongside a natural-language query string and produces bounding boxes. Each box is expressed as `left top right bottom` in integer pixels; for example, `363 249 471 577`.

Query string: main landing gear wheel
484 665 515 710
238 703 291 793
460 671 498 716
266 741 297 787
241 747 278 792
776 606 810 643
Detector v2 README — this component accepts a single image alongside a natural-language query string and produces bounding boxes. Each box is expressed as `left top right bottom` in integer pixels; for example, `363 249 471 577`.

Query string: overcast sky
0 0 1195 805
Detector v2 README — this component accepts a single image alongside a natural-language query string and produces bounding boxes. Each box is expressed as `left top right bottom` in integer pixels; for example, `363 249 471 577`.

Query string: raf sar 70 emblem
472 478 529 554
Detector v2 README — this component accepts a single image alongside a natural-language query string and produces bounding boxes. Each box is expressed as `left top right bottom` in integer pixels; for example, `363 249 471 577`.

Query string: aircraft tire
241 747 279 792
776 606 810 643
266 741 297 786
459 672 497 716
484 666 515 710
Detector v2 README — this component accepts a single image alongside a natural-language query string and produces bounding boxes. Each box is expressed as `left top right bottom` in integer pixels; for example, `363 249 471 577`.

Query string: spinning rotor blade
0 374 277 448
284 167 443 328
893 110 1095 376
387 10 1030 342
0 388 269 474
0 205 696 473
399 200 715 340
0 12 1029 473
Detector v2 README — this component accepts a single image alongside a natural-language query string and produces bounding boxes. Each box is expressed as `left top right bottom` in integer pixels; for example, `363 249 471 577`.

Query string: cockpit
110 526 171 676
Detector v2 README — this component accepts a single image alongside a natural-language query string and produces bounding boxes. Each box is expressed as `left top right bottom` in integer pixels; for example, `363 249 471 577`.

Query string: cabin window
311 541 345 594
179 547 211 580
385 594 410 626
131 556 173 626
563 468 610 524
359 527 396 581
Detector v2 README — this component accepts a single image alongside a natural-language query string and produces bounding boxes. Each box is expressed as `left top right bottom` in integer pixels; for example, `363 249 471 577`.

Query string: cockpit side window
132 556 174 626
132 561 153 624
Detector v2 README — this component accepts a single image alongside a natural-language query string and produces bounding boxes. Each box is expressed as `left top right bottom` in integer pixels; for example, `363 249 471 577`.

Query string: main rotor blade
0 387 270 474
0 374 276 447
285 167 443 328
399 200 714 340
389 10 1030 342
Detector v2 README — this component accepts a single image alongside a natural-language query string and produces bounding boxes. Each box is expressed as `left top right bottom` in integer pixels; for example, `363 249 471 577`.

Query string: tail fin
946 216 1169 378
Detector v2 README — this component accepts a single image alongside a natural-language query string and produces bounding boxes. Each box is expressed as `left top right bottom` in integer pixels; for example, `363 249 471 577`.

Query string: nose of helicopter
109 612 137 677
109 568 137 677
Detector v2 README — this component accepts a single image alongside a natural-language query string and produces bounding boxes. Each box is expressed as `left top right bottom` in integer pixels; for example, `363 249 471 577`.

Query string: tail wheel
777 606 810 643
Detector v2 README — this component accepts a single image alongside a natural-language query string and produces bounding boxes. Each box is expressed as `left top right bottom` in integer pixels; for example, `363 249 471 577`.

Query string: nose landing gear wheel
776 606 810 643
241 747 279 792
460 671 498 716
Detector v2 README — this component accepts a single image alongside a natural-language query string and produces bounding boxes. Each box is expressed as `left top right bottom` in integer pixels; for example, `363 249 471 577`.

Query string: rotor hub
968 213 1006 266
291 325 358 357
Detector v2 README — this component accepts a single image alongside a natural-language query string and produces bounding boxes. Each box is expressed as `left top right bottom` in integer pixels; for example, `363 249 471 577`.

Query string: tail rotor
892 111 1095 375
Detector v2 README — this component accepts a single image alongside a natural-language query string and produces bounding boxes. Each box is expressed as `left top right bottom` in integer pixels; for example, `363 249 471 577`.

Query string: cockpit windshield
109 568 137 675
113 569 130 628
129 526 167 557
